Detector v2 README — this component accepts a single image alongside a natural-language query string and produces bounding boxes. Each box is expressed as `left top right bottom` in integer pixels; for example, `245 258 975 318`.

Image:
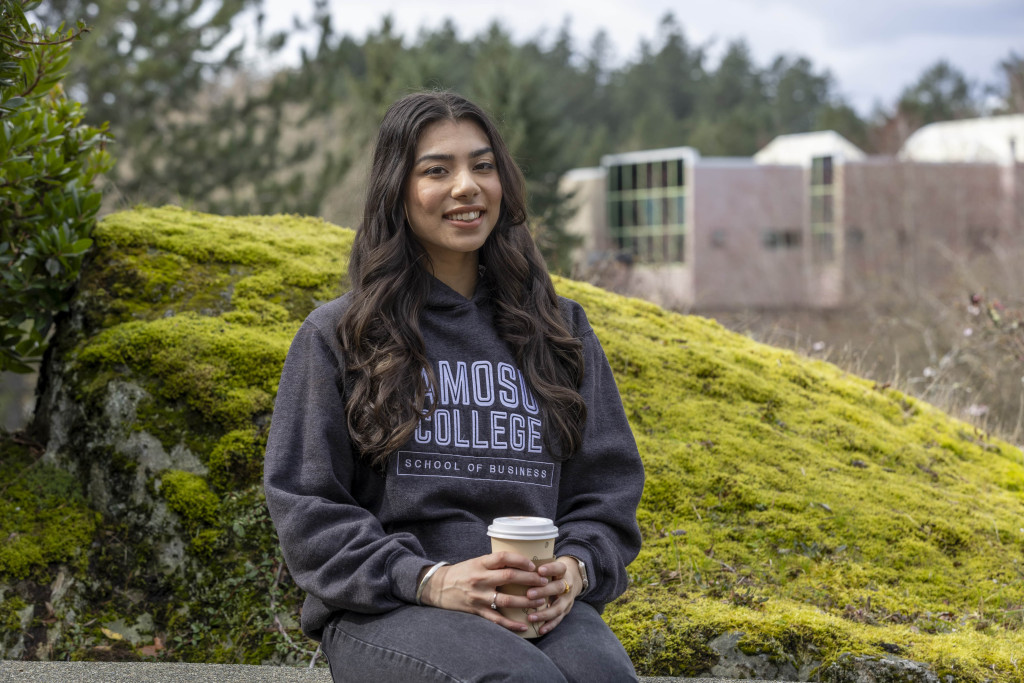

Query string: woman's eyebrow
414 147 494 165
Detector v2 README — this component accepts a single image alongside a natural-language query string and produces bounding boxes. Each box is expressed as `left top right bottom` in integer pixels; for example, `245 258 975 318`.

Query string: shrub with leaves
0 0 112 373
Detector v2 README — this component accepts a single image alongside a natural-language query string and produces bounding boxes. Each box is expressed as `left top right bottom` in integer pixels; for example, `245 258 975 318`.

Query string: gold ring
562 580 571 595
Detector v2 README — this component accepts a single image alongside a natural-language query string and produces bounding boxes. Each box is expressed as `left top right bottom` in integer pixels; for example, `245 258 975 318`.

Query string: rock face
821 653 942 683
704 632 805 680
3 206 1024 680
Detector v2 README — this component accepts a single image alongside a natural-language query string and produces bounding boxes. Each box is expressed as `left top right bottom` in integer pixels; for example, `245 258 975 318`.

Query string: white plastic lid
487 516 558 540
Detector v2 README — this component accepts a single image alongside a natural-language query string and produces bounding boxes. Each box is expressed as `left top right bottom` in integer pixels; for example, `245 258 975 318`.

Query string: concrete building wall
624 265 693 311
1015 164 1024 236
841 161 1006 299
691 164 808 309
560 168 608 260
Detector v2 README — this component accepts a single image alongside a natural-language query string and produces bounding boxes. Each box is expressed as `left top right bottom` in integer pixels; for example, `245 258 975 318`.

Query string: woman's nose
451 168 480 197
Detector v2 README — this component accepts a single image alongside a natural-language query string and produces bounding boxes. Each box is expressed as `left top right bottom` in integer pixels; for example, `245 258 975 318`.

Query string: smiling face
404 118 503 282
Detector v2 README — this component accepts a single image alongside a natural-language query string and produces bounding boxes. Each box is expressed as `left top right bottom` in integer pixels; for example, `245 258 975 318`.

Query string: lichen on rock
2 206 1024 679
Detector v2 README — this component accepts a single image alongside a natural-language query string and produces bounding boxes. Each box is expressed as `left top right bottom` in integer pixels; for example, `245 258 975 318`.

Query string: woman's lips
444 209 484 228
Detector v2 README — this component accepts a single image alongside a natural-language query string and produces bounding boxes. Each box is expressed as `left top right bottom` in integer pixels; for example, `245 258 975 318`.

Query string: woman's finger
529 594 573 635
528 593 571 622
535 559 567 578
537 611 567 636
485 590 541 633
483 550 536 572
526 576 570 601
486 587 547 612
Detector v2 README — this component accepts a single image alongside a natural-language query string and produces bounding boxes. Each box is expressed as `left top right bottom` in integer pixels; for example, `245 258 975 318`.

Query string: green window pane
811 156 833 187
813 231 835 260
811 194 833 224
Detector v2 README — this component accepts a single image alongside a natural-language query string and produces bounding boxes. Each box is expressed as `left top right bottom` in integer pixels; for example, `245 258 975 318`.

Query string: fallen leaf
100 627 124 641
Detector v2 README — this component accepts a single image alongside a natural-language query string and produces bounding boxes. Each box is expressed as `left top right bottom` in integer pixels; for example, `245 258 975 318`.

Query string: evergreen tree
689 39 772 155
766 55 833 134
898 60 979 126
989 51 1024 114
604 14 706 152
469 23 579 272
32 0 346 215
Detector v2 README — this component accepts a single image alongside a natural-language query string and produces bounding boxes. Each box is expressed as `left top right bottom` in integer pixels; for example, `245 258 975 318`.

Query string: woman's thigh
533 602 638 683
320 605 568 683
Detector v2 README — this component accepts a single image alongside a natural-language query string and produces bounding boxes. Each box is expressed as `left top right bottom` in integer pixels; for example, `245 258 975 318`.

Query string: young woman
264 91 645 682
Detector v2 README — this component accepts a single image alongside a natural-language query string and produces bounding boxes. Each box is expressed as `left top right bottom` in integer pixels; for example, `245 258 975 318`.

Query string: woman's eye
475 161 495 171
425 166 447 176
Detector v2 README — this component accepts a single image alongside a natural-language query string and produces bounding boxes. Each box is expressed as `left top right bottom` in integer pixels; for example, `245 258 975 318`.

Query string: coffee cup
487 516 558 638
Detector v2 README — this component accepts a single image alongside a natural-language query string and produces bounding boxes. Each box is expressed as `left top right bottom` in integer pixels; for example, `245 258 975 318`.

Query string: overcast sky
258 0 1024 115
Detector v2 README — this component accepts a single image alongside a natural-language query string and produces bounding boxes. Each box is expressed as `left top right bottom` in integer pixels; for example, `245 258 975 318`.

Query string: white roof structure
899 114 1024 164
601 146 699 166
753 131 866 167
561 167 605 182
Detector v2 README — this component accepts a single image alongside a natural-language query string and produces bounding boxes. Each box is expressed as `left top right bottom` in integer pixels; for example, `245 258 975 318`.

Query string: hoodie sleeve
553 303 645 610
263 315 431 614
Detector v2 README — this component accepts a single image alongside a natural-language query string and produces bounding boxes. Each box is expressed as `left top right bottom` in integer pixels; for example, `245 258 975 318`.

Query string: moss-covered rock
4 206 1024 679
0 434 97 581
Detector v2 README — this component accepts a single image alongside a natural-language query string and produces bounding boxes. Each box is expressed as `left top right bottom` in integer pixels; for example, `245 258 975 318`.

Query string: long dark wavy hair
338 91 586 469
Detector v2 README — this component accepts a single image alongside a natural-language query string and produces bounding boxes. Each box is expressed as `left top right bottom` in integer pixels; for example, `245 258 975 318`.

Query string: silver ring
490 592 498 610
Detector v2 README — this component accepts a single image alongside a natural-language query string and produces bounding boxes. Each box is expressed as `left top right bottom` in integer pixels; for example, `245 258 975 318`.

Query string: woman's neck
428 253 479 299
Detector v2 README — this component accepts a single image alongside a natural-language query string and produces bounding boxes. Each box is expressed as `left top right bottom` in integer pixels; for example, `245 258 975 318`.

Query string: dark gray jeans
320 601 638 682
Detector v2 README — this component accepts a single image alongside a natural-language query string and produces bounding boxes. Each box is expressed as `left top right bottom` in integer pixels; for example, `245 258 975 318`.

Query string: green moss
208 429 266 491
70 207 351 467
0 595 28 632
0 434 98 580
158 470 218 529
189 528 224 557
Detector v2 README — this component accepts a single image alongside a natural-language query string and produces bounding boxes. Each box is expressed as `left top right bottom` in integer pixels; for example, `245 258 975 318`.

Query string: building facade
562 116 1024 311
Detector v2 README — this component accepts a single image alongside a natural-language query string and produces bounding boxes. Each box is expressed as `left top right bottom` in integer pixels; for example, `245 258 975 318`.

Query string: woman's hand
418 552 551 633
525 556 583 635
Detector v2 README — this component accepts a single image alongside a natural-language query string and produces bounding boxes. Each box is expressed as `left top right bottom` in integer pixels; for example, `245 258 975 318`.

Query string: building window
607 156 687 264
762 229 802 249
812 231 834 260
845 226 864 247
810 155 835 261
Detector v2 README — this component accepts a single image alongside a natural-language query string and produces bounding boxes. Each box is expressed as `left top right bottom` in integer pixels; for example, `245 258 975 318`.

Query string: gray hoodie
264 277 644 639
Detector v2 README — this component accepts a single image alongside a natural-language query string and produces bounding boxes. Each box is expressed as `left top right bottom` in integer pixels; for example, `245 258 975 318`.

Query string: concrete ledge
0 661 780 682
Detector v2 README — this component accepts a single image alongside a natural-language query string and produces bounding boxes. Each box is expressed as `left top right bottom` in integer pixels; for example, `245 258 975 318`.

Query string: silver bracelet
415 561 449 606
